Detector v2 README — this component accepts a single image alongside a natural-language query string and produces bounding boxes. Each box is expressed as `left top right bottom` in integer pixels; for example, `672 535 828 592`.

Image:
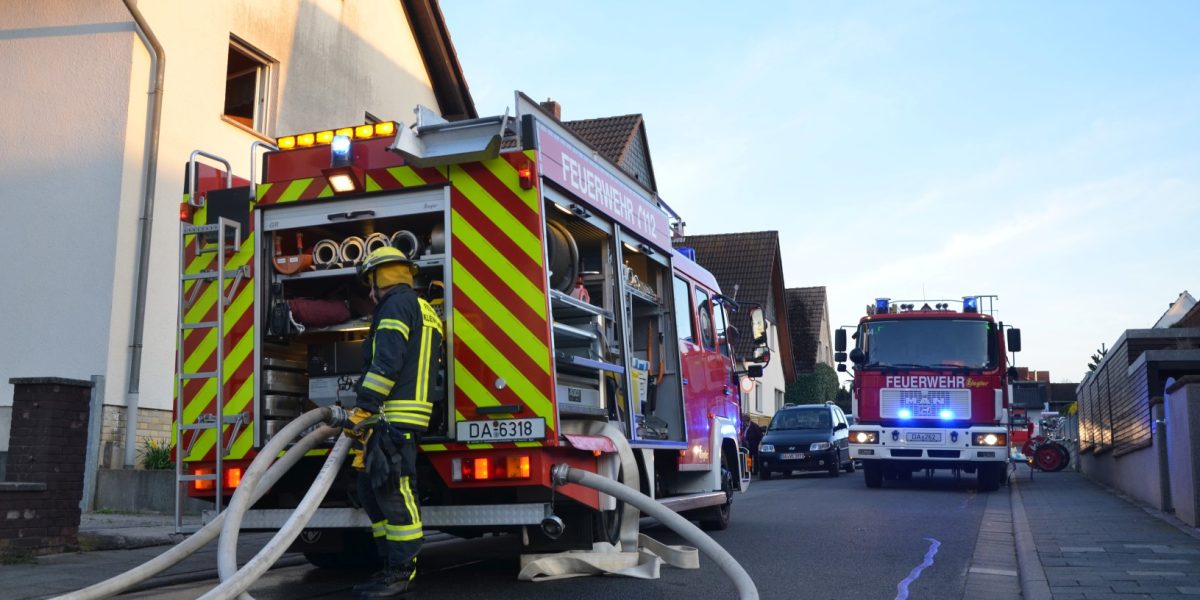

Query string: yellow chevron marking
365 175 382 193
419 443 447 452
453 362 504 410
450 211 546 319
515 441 543 448
466 443 495 450
182 232 255 340
453 312 553 422
451 166 542 263
388 166 427 188
451 259 549 371
256 183 272 199
181 280 254 372
185 368 255 461
481 155 539 212
317 184 333 198
276 178 313 203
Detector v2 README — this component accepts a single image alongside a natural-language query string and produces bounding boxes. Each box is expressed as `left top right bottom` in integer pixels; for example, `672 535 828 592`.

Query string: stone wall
1165 378 1200 527
98 405 173 469
0 378 91 557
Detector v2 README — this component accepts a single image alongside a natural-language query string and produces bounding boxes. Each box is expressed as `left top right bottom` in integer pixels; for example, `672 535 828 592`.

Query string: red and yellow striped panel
447 152 556 451
173 201 257 463
254 164 449 205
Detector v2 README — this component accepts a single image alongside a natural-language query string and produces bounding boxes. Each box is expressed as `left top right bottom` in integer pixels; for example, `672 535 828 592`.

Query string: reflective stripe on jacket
355 285 444 430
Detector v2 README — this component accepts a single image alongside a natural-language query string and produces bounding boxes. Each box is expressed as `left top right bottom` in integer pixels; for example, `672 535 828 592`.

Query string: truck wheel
699 454 735 531
977 463 1002 492
864 463 883 488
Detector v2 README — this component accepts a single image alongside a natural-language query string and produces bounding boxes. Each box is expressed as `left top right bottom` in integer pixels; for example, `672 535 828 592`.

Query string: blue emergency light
875 298 891 313
331 135 352 167
939 409 954 420
898 408 912 419
962 296 979 313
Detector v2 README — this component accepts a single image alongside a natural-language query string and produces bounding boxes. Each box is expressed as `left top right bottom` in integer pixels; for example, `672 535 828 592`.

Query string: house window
754 384 762 412
224 38 274 133
775 389 784 410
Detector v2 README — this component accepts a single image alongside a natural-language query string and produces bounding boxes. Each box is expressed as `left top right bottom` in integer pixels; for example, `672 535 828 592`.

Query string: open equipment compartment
257 187 451 443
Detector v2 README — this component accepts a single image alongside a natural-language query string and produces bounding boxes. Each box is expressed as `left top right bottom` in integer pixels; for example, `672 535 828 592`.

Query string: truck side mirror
837 363 847 373
753 346 771 366
849 348 866 365
834 329 846 352
747 364 764 378
1007 366 1020 381
750 307 767 345
834 351 847 363
1006 328 1022 353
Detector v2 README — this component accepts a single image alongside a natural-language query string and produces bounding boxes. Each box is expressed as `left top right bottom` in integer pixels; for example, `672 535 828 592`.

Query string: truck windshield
860 319 996 370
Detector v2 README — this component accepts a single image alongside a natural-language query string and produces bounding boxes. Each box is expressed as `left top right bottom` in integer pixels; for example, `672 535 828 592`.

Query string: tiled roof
677 231 781 360
564 114 642 165
786 286 827 375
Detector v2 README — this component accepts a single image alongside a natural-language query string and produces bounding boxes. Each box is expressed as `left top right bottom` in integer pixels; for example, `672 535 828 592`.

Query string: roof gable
564 114 657 190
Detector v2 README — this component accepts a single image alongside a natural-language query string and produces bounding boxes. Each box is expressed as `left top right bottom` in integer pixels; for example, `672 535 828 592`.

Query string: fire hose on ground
55 408 756 599
545 463 758 600
52 407 349 600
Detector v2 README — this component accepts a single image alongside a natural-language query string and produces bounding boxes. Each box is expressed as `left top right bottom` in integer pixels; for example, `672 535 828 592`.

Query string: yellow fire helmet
357 246 418 285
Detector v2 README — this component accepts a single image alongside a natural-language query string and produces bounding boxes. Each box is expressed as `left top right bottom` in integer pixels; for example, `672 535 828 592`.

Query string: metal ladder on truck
173 216 248 531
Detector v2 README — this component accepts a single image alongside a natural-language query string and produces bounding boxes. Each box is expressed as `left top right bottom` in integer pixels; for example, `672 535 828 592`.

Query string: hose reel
545 219 579 294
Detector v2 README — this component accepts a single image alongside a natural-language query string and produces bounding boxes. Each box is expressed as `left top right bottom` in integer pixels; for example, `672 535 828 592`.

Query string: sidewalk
1012 465 1200 599
77 511 201 550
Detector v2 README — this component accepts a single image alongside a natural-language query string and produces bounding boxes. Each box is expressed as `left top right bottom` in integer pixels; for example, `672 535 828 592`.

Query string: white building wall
0 1 443 446
0 3 138 412
743 321 787 423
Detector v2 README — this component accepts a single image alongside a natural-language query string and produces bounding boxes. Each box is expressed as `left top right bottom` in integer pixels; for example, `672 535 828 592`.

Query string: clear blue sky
440 1 1200 383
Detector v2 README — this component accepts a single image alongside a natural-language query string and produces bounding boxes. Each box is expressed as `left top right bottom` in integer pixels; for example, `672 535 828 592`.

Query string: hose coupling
550 463 572 486
325 405 348 428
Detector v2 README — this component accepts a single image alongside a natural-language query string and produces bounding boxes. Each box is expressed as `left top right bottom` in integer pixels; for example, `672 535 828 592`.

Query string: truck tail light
452 455 531 481
225 467 243 489
179 202 194 222
193 468 215 491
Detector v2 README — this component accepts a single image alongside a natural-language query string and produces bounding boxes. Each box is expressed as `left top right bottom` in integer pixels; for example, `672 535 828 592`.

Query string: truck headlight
850 431 878 444
759 444 775 453
810 442 831 451
972 433 1007 446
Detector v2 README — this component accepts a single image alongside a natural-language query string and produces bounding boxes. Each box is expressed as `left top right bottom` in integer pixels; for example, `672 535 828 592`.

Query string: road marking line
895 537 940 600
969 567 1018 577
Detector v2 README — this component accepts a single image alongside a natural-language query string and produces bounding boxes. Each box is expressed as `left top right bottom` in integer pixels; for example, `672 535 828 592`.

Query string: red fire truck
837 297 1021 492
173 92 759 565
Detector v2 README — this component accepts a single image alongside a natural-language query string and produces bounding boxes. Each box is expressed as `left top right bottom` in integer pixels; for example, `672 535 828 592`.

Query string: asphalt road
119 470 994 600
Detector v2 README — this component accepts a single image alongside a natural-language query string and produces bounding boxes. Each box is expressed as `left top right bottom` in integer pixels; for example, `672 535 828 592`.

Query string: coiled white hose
390 230 420 258
312 239 340 267
339 236 366 265
364 232 391 255
51 408 344 600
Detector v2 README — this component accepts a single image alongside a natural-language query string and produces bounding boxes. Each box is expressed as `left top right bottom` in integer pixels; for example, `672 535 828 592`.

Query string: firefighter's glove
344 407 379 438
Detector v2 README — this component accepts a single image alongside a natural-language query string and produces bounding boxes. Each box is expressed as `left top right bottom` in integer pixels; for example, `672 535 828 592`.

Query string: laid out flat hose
51 408 341 600
204 433 351 600
550 465 759 600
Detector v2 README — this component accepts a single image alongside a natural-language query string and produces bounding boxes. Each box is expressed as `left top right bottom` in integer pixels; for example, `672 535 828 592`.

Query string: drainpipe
1153 400 1173 513
121 0 165 468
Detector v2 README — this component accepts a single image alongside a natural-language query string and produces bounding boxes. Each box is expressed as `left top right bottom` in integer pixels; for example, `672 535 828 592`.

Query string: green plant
785 363 841 406
138 437 174 470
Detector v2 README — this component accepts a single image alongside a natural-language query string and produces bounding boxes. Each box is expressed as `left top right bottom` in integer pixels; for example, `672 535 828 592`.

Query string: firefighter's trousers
357 433 423 570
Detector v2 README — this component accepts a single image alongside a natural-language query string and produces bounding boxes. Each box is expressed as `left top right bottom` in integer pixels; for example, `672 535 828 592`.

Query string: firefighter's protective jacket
355 284 444 430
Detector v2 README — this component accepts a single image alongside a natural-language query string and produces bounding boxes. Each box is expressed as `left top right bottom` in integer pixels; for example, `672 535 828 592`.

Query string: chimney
541 99 562 120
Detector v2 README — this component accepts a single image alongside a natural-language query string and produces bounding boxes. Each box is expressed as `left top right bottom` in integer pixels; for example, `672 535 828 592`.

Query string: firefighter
340 246 443 598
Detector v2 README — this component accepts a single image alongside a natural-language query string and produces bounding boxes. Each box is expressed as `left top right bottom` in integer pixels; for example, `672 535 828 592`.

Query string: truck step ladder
174 217 248 532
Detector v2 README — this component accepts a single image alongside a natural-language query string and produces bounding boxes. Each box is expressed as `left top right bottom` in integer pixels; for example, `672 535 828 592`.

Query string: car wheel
844 459 856 473
760 469 773 480
827 456 840 477
864 463 883 488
